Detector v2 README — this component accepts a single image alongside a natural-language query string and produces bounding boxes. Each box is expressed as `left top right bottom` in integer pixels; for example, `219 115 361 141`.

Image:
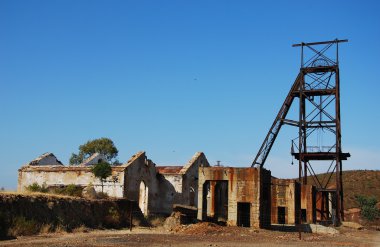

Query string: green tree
91 162 112 193
355 195 380 221
69 137 119 165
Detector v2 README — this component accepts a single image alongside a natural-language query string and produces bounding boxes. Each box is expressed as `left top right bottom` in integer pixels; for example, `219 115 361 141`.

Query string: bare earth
1 224 379 247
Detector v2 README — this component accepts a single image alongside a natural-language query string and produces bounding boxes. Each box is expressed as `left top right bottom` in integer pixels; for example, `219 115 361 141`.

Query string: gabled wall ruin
18 151 209 216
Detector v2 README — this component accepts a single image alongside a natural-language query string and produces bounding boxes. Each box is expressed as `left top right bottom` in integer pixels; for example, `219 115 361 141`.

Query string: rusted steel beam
301 66 337 74
292 39 348 47
292 152 350 161
292 89 336 97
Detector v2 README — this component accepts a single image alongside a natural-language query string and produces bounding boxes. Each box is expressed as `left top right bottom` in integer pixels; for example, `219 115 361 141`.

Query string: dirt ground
1 223 379 247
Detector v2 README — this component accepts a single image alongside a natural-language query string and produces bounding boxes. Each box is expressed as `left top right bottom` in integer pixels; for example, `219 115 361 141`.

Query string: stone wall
0 193 144 238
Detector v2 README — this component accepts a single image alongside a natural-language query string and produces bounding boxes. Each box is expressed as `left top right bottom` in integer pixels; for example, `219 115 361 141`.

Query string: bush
8 217 39 236
355 195 380 221
53 184 83 197
25 182 48 193
96 192 109 199
104 207 121 227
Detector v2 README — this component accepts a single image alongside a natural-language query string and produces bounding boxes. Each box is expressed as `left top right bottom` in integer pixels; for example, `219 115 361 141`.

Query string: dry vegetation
307 170 380 209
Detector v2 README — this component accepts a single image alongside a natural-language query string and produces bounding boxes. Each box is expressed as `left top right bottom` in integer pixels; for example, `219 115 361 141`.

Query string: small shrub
64 184 83 197
97 192 109 199
53 184 83 197
109 207 120 221
25 182 48 193
104 207 121 227
148 215 166 227
9 217 39 236
355 195 380 221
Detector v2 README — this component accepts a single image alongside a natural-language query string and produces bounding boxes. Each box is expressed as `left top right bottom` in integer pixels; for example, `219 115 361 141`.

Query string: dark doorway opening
301 209 307 223
277 207 286 224
237 202 250 227
214 181 228 222
202 181 228 223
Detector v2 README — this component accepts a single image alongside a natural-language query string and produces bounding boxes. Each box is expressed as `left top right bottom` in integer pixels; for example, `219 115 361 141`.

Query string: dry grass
306 170 380 209
39 224 53 234
72 225 90 233
8 216 39 236
0 191 79 199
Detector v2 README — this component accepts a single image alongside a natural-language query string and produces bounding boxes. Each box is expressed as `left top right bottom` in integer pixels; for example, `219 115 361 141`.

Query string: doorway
237 202 251 227
277 206 286 224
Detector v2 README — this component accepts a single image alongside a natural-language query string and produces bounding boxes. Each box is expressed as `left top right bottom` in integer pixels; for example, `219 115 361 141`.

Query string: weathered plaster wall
123 152 163 215
18 166 125 197
159 174 183 210
154 152 210 214
197 167 271 228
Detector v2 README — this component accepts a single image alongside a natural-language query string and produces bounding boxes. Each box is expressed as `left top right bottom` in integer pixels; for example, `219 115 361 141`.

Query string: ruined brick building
18 151 317 228
197 167 316 228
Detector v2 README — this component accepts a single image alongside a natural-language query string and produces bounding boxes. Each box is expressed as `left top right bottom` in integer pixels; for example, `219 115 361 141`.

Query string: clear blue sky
1 1 379 189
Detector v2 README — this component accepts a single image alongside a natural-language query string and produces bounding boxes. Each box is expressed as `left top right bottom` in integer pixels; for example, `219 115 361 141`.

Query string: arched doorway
139 181 148 216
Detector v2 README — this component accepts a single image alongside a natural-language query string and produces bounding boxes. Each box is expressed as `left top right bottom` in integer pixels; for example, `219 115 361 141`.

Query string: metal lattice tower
252 39 350 224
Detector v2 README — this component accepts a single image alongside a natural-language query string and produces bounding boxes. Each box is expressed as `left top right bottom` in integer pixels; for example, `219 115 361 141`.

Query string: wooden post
129 200 133 232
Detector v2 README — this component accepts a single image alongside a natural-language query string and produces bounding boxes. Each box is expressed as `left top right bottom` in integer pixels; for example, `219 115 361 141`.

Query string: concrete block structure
271 178 300 225
197 167 271 228
271 178 316 225
301 184 316 223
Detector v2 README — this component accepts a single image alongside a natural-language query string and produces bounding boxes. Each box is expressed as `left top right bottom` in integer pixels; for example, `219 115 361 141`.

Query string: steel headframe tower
252 39 350 225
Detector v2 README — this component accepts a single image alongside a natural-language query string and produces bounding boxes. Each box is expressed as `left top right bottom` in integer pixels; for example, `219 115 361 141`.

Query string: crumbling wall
18 166 125 197
181 152 210 207
197 167 271 228
271 178 300 225
123 152 162 215
157 173 183 214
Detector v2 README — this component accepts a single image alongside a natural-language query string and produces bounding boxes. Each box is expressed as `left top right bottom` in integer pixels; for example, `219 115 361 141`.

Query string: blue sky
1 1 379 189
